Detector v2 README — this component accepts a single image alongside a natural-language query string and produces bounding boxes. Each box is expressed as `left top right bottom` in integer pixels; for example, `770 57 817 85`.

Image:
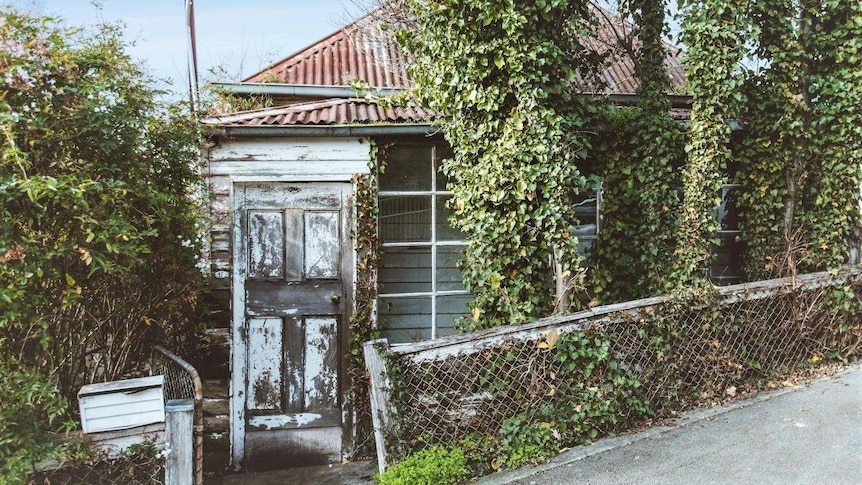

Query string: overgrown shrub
0 9 204 403
0 368 76 484
377 445 470 485
0 12 205 481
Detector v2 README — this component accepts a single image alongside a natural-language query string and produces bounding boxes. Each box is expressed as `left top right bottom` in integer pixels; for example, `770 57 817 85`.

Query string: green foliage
0 9 204 401
377 445 470 485
495 330 650 470
0 368 76 484
456 433 496 477
589 0 684 302
673 0 750 288
347 143 381 456
497 414 558 469
378 2 862 480
734 1 862 278
397 0 606 329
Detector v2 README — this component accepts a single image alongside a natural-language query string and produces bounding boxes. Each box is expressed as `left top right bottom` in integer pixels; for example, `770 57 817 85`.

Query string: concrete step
205 414 230 433
203 397 229 416
202 379 229 400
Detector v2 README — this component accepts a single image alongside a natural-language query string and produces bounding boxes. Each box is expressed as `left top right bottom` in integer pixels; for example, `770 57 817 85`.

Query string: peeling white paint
231 181 353 467
304 317 338 409
248 413 323 430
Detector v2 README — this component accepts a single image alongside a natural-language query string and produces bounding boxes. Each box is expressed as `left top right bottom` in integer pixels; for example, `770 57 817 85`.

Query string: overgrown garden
375 0 862 482
0 9 204 482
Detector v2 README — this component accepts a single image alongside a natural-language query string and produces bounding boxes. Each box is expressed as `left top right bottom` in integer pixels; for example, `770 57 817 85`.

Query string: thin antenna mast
185 0 200 114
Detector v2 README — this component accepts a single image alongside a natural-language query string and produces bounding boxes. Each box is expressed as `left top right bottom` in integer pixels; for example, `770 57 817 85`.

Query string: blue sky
10 0 368 91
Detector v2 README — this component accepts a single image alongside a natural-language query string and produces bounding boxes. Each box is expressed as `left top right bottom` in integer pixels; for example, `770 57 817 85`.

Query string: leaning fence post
363 338 393 473
165 399 194 485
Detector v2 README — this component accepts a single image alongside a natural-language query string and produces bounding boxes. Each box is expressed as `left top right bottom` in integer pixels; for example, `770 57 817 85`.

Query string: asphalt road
481 365 862 485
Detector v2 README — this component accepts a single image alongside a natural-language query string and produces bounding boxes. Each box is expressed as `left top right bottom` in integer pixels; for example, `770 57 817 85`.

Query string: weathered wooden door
231 182 352 470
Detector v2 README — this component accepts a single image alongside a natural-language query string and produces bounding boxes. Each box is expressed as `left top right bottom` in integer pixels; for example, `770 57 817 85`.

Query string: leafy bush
497 415 558 469
0 368 76 484
0 8 205 405
377 446 470 485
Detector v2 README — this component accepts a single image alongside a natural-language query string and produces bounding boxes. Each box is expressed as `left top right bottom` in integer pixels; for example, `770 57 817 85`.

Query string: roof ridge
241 9 376 83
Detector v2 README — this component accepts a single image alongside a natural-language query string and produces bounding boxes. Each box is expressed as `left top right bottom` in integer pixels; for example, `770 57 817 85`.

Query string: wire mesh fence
366 267 862 466
152 346 203 485
27 447 164 485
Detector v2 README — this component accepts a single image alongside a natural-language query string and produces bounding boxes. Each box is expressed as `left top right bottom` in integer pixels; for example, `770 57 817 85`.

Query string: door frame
230 179 355 469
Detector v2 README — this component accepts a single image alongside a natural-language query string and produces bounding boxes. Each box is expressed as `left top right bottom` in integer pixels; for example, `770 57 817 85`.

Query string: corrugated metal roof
209 97 690 128
212 98 438 127
245 7 686 95
244 13 410 88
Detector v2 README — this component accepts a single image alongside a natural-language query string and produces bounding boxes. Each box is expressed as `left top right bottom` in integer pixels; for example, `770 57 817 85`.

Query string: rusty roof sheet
209 98 690 128
212 98 438 127
244 12 410 88
245 7 686 95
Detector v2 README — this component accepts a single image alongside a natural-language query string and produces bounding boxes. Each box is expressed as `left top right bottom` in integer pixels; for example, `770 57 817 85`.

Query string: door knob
331 294 341 304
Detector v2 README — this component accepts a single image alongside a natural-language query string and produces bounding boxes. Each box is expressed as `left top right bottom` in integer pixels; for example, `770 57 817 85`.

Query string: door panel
304 211 340 279
234 182 350 469
246 317 283 412
247 211 285 279
304 317 339 411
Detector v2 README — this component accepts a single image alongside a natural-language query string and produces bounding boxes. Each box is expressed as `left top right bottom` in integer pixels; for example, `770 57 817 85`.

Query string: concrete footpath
215 364 861 484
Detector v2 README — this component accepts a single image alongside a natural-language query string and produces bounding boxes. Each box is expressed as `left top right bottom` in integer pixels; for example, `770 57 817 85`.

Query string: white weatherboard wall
207 135 371 469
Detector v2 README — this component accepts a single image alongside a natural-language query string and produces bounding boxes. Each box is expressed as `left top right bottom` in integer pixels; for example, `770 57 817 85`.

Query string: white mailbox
78 375 165 434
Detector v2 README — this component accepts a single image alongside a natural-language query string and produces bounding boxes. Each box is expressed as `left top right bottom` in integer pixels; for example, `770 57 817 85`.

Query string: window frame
377 143 470 341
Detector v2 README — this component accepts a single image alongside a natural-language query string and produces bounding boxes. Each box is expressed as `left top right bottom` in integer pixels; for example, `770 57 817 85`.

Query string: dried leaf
541 329 559 350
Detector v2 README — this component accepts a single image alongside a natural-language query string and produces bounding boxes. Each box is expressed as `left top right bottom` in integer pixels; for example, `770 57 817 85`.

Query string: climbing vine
396 0 606 329
734 1 862 278
347 141 381 457
673 0 750 288
801 4 862 271
589 0 684 302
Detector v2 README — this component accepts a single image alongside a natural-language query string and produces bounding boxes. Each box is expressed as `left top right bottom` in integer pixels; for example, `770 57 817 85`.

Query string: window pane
717 186 739 230
378 296 431 343
436 295 472 337
379 247 431 294
435 195 463 241
435 143 454 191
436 245 466 292
711 232 742 285
379 195 431 242
572 192 599 227
379 145 432 191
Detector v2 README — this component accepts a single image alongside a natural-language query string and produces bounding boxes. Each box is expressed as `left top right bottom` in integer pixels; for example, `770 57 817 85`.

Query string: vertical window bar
430 144 438 339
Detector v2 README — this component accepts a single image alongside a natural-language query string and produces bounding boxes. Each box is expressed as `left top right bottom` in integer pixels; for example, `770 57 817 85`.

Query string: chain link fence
366 267 862 468
26 447 164 485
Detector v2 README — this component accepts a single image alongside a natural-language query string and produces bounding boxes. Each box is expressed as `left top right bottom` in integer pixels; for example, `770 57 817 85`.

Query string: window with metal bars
377 142 470 343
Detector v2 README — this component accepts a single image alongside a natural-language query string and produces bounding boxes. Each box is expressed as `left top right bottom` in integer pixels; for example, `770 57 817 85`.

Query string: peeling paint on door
234 182 351 470
247 318 283 411
304 211 340 279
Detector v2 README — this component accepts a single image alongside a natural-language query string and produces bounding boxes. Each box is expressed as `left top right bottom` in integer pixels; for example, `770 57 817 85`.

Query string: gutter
208 124 439 138
209 82 404 99
209 82 694 109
